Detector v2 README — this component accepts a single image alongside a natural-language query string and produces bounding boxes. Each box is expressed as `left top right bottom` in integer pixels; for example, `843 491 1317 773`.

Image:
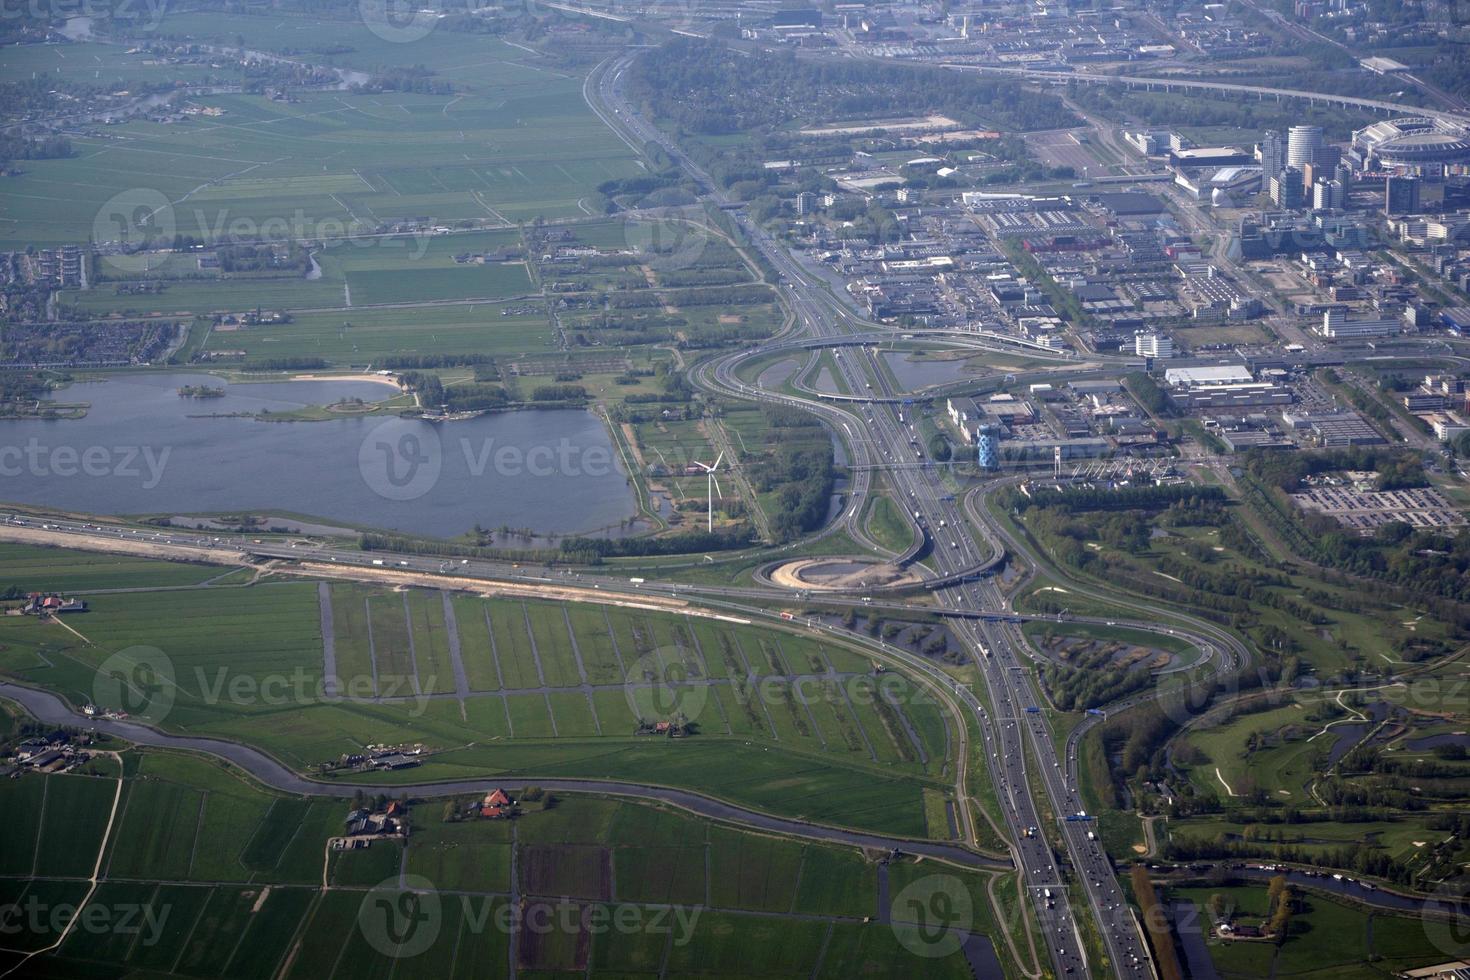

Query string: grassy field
0 541 225 592
1168 883 1450 980
3 36 641 251
0 554 958 836
1012 504 1456 682
8 763 1005 980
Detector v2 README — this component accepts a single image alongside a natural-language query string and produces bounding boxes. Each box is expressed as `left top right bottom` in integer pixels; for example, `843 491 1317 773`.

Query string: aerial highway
945 62 1470 129
587 51 1161 977
0 47 1292 980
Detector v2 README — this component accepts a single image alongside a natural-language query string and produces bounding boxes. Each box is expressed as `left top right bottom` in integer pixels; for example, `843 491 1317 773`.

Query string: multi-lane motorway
584 52 1175 977
1 48 1265 980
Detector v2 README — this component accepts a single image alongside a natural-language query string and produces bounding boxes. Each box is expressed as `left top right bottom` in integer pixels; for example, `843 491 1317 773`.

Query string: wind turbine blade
712 451 724 471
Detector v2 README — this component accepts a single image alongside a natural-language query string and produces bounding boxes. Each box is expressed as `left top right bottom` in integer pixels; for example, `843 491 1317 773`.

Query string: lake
881 351 976 390
0 373 637 539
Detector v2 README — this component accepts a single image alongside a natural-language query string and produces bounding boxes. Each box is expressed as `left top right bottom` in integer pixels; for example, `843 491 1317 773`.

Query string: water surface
0 373 635 538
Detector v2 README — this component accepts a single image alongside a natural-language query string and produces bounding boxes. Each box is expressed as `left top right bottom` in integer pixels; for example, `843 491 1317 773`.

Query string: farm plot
75 586 325 725
707 826 804 913
404 590 457 696
0 542 222 591
520 844 612 901
210 302 557 367
33 774 117 878
105 779 205 880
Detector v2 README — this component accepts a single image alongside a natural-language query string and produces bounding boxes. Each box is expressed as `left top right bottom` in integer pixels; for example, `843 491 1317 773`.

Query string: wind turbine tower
696 452 726 533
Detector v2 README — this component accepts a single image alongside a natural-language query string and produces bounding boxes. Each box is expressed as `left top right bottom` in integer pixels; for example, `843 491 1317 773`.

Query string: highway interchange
590 52 1175 978
0 48 1263 980
8 17 1470 979
1 43 1348 980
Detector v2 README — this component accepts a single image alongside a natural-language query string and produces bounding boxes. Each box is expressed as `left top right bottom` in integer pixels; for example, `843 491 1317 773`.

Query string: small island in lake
178 384 226 399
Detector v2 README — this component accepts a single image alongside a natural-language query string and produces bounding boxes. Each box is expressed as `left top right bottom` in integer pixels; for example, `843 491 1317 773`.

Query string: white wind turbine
696 451 725 533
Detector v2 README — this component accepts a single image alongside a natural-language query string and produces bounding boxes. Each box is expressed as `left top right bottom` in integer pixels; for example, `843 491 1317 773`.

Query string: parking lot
1291 485 1466 532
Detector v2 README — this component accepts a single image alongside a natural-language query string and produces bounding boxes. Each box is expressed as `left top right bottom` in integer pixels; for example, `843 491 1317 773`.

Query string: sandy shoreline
290 372 402 389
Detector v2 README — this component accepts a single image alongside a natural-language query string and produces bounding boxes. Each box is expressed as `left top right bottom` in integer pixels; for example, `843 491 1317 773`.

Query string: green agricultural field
1169 884 1449 979
31 773 118 878
7 767 1014 980
203 300 557 366
0 570 956 835
2 42 642 249
0 542 223 591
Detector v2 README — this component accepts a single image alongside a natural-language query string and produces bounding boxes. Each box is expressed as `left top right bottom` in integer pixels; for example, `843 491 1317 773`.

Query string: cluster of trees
0 133 73 166
529 384 587 403
1129 867 1184 980
751 443 836 543
235 357 327 370
1163 835 1416 886
627 38 1075 138
382 353 494 369
559 527 753 558
1244 446 1426 493
356 67 452 95
360 533 569 565
1065 82 1363 141
606 284 770 310
1008 484 1224 514
396 371 511 413
1039 644 1153 711
1125 372 1170 416
1263 876 1296 944
213 244 309 274
0 370 51 409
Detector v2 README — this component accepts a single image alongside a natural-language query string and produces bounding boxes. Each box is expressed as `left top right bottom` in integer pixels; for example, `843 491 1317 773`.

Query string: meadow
1167 883 1450 980
5 760 1003 980
0 545 959 836
3 32 642 251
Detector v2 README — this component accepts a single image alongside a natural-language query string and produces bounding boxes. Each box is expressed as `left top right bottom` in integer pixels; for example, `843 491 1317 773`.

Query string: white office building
1133 331 1175 358
1288 125 1324 168
1259 130 1285 179
1318 307 1401 339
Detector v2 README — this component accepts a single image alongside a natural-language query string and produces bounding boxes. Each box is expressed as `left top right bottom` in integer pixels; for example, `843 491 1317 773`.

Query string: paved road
585 55 1128 977
0 680 1007 870
943 63 1470 128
